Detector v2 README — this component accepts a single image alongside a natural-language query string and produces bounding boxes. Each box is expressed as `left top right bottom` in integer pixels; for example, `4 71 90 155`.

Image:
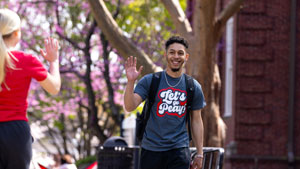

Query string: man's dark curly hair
165 36 189 50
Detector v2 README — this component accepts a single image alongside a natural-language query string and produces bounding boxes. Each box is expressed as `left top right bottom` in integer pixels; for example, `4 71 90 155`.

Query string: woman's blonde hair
0 9 21 90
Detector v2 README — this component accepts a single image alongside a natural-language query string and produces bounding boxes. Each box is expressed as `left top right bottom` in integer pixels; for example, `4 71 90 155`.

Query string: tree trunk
162 0 243 147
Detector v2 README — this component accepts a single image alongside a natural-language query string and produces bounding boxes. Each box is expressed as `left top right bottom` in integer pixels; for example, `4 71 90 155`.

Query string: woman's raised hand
40 37 59 62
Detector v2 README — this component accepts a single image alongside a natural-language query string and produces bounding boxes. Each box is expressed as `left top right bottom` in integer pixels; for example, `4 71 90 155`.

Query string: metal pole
287 0 297 168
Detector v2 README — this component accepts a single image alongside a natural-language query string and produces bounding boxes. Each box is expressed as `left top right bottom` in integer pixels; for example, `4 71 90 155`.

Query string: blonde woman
0 9 61 169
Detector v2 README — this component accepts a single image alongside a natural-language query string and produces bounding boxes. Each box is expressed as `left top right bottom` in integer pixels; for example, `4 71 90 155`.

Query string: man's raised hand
125 56 143 82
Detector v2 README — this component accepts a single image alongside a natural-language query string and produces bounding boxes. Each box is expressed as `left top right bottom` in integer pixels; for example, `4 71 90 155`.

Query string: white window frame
224 17 234 117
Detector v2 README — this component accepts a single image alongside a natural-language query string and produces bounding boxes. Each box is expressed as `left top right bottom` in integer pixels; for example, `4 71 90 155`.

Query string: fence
97 146 224 169
190 147 224 169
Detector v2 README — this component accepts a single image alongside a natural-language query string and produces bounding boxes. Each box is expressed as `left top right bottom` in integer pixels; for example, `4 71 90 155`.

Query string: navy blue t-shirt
134 71 206 151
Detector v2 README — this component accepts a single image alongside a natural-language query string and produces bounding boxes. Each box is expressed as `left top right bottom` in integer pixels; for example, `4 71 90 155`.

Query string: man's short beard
171 68 180 72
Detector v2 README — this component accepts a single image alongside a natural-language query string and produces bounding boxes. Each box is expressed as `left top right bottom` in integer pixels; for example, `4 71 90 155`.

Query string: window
224 17 234 117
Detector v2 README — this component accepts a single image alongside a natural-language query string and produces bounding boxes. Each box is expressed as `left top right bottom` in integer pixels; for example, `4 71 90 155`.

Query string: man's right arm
123 56 143 112
124 80 143 112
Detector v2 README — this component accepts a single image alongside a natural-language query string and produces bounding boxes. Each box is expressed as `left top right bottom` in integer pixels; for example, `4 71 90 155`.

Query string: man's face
165 43 189 72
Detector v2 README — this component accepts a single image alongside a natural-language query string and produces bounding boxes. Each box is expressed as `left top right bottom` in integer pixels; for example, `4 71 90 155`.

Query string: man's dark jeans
140 147 190 169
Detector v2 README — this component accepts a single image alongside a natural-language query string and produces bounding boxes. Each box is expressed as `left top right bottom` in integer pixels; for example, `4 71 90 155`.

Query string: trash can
103 136 128 147
98 136 134 169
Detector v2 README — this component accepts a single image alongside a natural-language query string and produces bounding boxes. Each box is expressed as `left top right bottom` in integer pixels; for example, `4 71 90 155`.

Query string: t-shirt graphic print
157 87 187 118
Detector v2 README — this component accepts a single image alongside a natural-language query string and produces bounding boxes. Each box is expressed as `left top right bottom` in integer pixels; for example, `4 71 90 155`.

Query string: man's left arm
191 109 204 169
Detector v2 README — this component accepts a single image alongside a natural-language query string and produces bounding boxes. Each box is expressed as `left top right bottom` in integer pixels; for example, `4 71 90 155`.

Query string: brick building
221 0 300 168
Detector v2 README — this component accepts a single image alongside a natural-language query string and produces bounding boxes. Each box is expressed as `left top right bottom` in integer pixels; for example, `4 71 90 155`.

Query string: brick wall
225 0 300 168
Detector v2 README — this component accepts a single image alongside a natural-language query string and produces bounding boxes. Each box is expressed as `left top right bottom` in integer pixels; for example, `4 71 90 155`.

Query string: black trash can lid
103 136 128 147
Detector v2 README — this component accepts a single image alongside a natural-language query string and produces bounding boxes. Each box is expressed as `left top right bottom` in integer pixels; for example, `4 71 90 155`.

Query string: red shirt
0 51 47 122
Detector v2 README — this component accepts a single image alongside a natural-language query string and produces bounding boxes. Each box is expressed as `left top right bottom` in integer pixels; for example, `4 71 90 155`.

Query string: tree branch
54 4 84 51
214 0 244 42
84 20 97 53
217 0 244 25
87 0 162 75
18 0 55 5
46 123 63 155
36 139 52 154
56 31 83 50
60 69 84 80
160 0 193 38
79 101 90 111
112 0 121 19
100 32 120 123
